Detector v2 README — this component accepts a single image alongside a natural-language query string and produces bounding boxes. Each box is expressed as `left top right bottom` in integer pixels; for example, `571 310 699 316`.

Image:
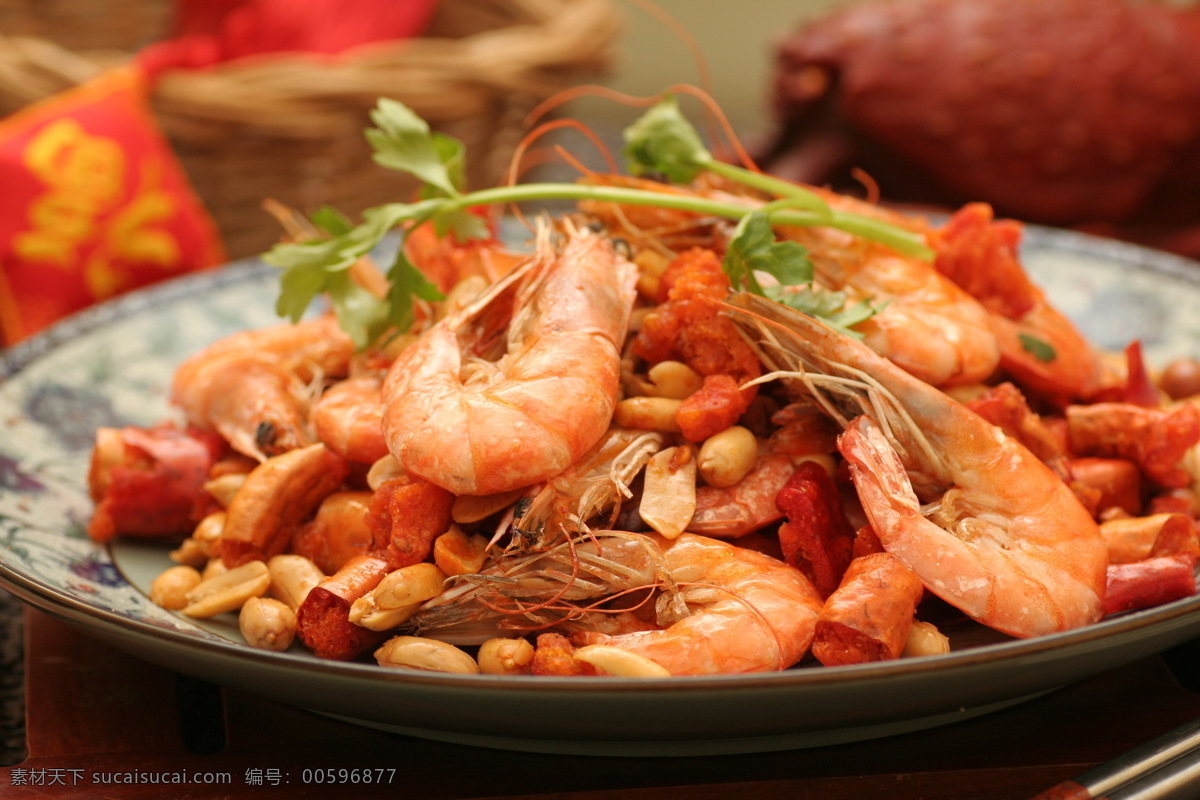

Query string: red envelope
0 66 225 345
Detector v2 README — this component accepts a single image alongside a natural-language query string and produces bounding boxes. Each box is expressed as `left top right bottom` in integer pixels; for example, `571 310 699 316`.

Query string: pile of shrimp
86 178 1200 677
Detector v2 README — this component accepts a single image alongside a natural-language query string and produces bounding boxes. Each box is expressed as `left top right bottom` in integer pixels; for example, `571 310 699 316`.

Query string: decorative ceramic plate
2 228 1200 757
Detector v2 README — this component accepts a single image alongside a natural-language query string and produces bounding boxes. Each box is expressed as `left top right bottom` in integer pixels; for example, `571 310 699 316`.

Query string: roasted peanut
238 596 297 651
451 488 526 525
902 620 951 658
181 559 270 618
366 454 406 492
433 525 489 576
168 538 208 568
477 637 535 675
644 361 704 400
149 565 203 610
203 474 245 508
169 511 226 566
350 563 447 631
697 426 758 488
375 635 480 674
267 554 326 611
193 511 226 547
572 644 671 677
634 248 670 300
202 557 228 581
613 396 683 433
639 445 696 539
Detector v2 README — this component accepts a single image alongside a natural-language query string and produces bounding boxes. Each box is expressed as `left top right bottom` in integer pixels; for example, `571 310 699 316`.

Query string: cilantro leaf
723 211 813 294
623 94 712 183
1019 333 1057 363
366 99 463 197
266 97 934 349
431 206 491 242
325 271 392 348
310 205 354 237
726 211 881 339
264 200 440 345
386 249 445 334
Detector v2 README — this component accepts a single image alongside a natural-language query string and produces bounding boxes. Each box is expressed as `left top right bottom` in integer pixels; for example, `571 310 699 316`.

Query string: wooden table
4 607 1200 799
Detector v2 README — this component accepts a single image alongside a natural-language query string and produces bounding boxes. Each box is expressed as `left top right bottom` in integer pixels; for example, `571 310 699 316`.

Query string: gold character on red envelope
0 66 225 345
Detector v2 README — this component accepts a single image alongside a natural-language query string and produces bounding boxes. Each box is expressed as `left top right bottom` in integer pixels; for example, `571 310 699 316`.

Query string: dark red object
775 459 856 597
1104 554 1197 616
757 0 1200 257
139 0 441 76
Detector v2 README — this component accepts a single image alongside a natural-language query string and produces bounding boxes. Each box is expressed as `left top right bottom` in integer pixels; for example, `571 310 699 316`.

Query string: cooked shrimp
583 176 1001 387
381 223 638 495
776 194 1000 387
412 528 821 675
515 426 666 547
410 530 665 643
572 532 823 675
310 374 389 465
931 203 1119 402
171 315 356 461
688 453 796 538
729 293 1108 639
986 296 1118 403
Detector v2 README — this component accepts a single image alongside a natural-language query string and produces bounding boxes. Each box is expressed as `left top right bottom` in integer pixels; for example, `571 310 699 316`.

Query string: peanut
639 445 696 540
644 361 704 400
613 396 683 433
439 275 489 319
149 565 203 610
201 557 228 581
203 474 245 508
267 554 326 611
375 635 480 674
433 525 489 576
238 596 297 651
366 454 406 492
477 637 535 675
168 538 208 568
572 644 671 677
634 248 670 300
451 488 526 525
697 426 758 488
181 559 270 618
350 563 447 631
902 620 951 658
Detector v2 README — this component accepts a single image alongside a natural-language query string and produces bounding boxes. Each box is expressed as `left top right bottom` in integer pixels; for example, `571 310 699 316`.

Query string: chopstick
1031 717 1200 799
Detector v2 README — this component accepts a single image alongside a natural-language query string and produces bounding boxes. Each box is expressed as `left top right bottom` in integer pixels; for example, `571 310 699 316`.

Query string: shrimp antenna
504 117 619 231
620 0 714 99
524 83 761 174
851 168 882 205
720 295 945 473
506 118 619 187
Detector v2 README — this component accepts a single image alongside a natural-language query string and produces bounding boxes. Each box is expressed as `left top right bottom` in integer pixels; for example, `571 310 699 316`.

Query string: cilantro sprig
623 94 832 217
264 95 933 347
722 212 879 338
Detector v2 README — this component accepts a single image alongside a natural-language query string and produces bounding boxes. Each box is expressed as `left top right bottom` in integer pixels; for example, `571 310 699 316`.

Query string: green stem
450 184 933 260
703 159 832 218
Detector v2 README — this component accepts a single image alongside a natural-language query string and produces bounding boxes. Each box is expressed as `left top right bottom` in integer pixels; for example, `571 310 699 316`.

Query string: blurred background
6 0 1197 347
584 0 861 132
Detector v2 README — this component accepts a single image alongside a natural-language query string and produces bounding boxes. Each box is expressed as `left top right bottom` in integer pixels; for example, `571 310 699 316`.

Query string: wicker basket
0 0 622 259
